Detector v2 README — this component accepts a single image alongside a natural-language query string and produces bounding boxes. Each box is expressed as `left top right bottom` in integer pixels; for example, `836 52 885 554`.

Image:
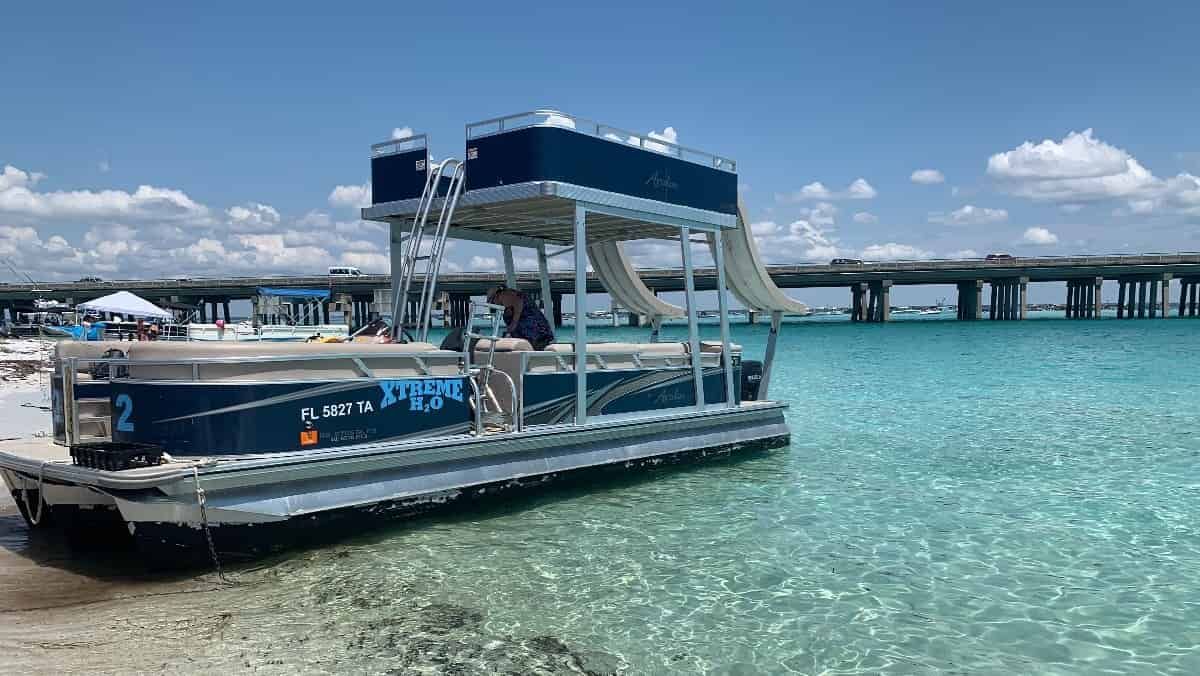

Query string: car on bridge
328 266 363 277
985 253 1014 261
76 276 103 283
830 258 863 265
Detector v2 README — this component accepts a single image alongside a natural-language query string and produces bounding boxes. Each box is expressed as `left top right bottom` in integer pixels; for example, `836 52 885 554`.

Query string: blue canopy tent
255 287 331 326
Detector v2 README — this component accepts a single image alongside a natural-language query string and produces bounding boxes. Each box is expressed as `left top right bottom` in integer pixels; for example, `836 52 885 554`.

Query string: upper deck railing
370 133 428 159
464 109 738 173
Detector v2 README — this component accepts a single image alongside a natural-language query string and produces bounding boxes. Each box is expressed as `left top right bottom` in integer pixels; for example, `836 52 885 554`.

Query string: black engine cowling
740 360 764 401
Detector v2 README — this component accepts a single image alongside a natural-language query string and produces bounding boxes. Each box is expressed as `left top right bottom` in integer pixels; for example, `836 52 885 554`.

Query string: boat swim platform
362 110 739 245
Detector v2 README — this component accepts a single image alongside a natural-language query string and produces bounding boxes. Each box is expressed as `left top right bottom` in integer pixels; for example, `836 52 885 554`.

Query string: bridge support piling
956 280 982 320
199 300 208 323
748 310 758 324
222 300 231 323
1160 275 1171 317
1065 281 1075 319
989 282 998 320
1019 277 1029 320
1137 281 1148 318
1149 280 1159 318
872 281 891 322
850 284 867 322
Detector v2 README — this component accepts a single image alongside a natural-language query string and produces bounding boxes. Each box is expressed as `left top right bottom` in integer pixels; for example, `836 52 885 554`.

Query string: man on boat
486 286 555 350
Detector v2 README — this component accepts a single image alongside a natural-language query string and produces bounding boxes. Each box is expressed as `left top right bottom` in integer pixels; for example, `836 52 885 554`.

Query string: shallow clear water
7 319 1200 674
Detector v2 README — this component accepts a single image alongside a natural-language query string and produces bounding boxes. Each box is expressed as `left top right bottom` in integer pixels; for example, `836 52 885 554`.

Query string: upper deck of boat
361 110 740 245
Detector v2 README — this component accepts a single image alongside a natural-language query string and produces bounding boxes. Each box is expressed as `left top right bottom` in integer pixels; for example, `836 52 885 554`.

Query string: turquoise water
265 318 1200 673
8 319 1200 673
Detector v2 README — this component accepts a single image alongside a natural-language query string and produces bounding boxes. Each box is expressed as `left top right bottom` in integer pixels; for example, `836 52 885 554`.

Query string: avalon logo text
645 171 678 191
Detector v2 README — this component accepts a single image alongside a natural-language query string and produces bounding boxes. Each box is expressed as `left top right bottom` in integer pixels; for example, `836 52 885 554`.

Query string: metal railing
465 109 737 173
369 133 428 158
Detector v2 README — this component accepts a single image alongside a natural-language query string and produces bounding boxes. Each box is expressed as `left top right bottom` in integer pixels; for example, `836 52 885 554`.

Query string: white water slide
586 196 802 396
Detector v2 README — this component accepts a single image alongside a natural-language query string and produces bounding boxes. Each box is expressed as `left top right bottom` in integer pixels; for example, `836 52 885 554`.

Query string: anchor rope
20 461 50 526
192 466 234 585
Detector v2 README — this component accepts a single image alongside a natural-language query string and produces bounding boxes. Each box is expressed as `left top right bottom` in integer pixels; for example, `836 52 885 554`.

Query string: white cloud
227 202 281 232
861 243 933 260
777 178 877 202
987 129 1200 216
643 126 678 154
469 255 499 270
928 204 1009 226
796 182 832 200
391 126 414 140
0 166 208 223
988 129 1129 180
328 183 371 209
846 178 877 199
910 169 945 185
0 165 45 192
852 211 878 224
605 125 679 155
339 251 390 272
1022 226 1059 245
798 202 837 227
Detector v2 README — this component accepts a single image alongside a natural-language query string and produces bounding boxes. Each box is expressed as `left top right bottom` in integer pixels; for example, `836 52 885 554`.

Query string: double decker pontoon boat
0 110 801 566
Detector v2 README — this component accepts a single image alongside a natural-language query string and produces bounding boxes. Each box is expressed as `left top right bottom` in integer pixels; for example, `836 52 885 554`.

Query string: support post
1137 281 1147 318
760 311 783 400
877 281 891 322
1019 277 1028 320
536 242 554 326
1160 276 1170 318
1093 278 1103 319
1117 281 1126 319
680 225 705 409
990 282 998 320
502 244 517 289
1149 279 1159 318
573 205 588 425
389 221 404 340
649 315 662 342
712 230 736 408
1127 281 1137 318
851 284 865 322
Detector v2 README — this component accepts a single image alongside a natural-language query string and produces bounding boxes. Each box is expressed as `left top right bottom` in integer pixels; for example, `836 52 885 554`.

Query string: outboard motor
740 360 764 401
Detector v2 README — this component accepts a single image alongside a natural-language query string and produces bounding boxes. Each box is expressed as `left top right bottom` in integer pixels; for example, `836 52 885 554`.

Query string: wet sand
0 381 620 674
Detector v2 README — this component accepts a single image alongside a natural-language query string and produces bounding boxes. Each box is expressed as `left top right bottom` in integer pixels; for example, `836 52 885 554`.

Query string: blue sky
2 2 1197 305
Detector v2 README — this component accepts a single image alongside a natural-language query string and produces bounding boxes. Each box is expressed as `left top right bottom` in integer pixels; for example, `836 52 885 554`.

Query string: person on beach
485 286 555 350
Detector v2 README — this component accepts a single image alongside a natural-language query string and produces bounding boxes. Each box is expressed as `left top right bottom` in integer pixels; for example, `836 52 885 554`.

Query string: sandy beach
0 339 618 674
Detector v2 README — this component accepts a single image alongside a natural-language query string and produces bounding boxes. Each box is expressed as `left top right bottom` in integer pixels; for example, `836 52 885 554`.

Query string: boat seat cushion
473 338 533 352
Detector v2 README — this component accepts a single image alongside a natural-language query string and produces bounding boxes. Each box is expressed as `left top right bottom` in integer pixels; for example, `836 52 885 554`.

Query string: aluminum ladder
391 159 467 342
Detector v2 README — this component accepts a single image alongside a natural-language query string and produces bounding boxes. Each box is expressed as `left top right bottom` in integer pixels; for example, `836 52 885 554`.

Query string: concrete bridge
2 253 1200 325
